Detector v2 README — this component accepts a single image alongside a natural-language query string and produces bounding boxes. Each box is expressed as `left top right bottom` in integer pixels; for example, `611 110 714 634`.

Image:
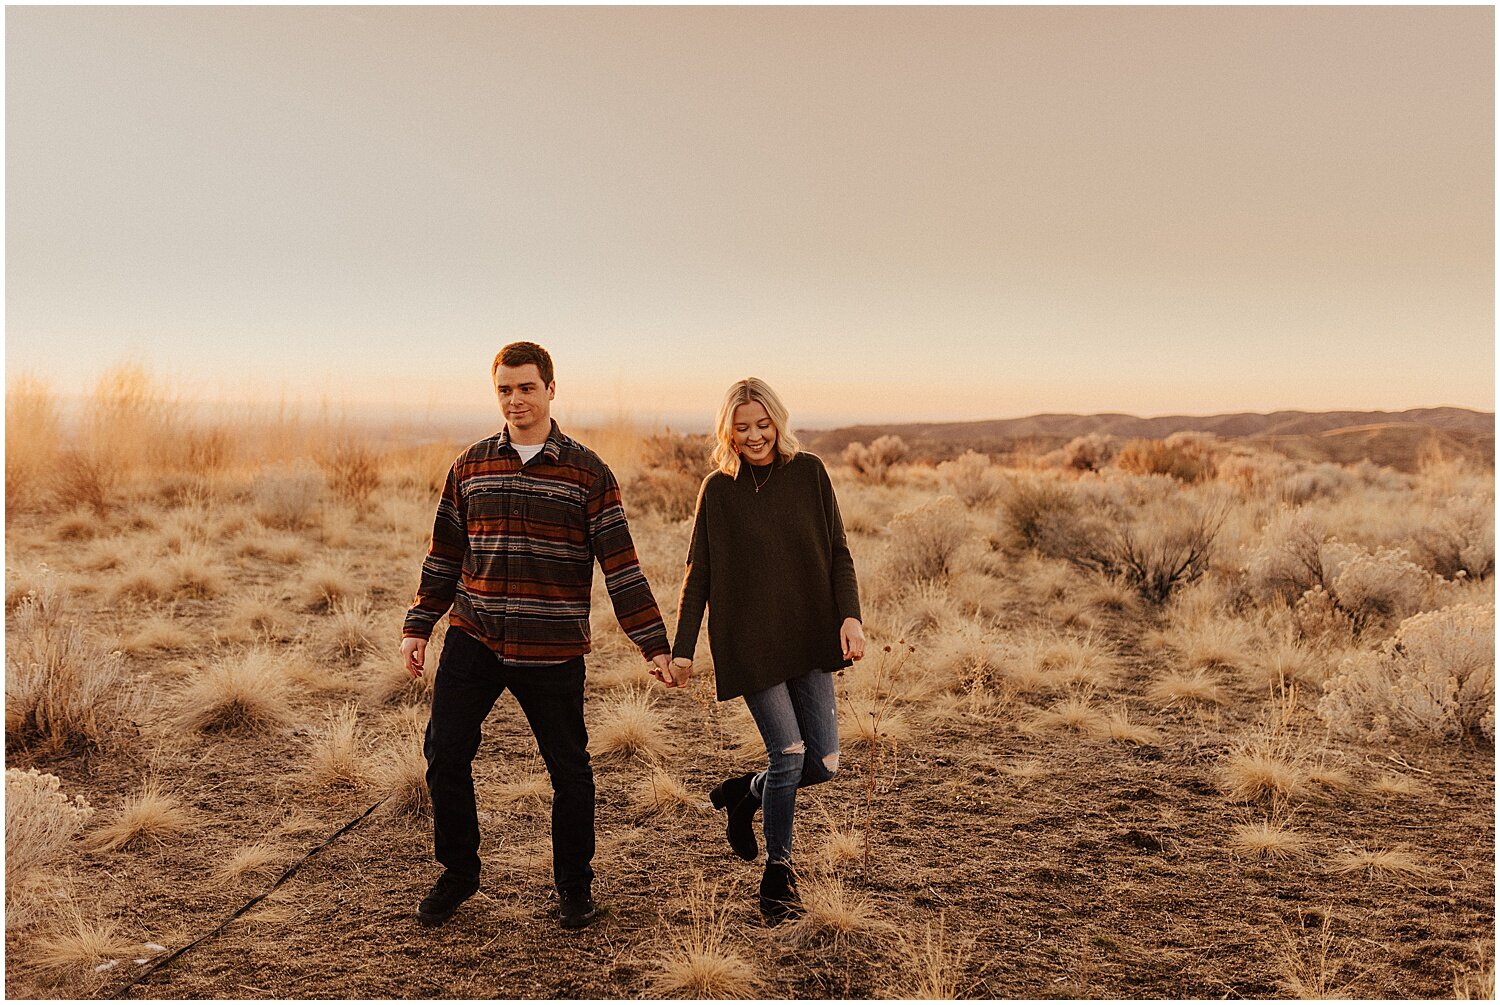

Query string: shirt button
512 509 520 515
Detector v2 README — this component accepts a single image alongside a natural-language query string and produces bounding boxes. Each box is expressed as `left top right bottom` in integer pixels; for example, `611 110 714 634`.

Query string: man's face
494 363 554 436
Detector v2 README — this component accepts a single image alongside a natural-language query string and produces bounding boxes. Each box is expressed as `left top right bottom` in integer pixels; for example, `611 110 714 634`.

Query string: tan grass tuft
1328 846 1433 879
1275 910 1355 999
495 768 552 806
1453 939 1495 1000
298 558 358 612
221 590 289 642
309 704 366 789
1365 772 1421 800
177 648 291 734
375 720 431 818
839 697 912 748
28 907 137 976
1093 706 1163 745
119 615 195 655
630 770 697 818
89 780 197 853
885 912 974 999
1229 820 1309 860
1145 668 1227 706
1000 759 1047 788
1218 746 1306 804
591 690 672 762
782 871 891 947
327 598 375 658
216 842 284 882
645 878 759 999
1027 694 1109 735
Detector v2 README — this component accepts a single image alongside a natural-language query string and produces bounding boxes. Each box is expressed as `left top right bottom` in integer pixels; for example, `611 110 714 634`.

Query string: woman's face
731 401 777 465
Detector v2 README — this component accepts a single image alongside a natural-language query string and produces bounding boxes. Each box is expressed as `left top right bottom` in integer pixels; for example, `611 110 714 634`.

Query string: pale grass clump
88 780 197 853
1026 694 1109 735
216 842 283 882
374 716 431 819
884 913 974 999
645 877 759 999
1452 940 1495 1000
327 599 375 659
815 817 865 871
319 437 383 509
782 871 892 947
6 373 65 512
119 614 195 655
1162 612 1258 673
1218 699 1310 805
1249 637 1330 691
6 581 133 754
630 770 697 818
111 564 176 603
1095 706 1162 745
1318 602 1494 743
1328 846 1433 879
234 530 305 565
591 690 673 761
1365 772 1421 800
1228 819 1309 860
27 904 137 977
221 590 290 642
299 558 359 612
360 649 433 706
995 629 1118 694
177 648 292 734
840 697 912 749
916 621 1000 697
309 704 366 789
6 769 93 895
1275 910 1356 999
883 496 972 584
495 767 552 806
999 759 1047 788
842 435 909 484
1145 668 1227 707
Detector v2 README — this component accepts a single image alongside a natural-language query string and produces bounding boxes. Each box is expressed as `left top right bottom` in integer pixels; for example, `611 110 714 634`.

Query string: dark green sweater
673 452 862 701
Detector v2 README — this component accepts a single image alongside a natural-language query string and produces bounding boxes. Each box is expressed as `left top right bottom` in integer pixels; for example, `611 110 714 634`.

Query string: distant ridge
801 408 1494 471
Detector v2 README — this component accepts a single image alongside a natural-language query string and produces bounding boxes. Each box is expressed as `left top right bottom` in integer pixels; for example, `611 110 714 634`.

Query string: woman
668 377 865 925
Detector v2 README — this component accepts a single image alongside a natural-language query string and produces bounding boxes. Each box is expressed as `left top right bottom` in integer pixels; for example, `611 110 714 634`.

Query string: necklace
750 462 773 493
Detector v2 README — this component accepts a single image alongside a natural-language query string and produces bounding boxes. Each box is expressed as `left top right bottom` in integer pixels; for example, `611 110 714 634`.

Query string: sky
5 6 1494 429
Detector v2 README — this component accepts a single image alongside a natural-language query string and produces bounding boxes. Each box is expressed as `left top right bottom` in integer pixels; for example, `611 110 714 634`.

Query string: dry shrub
630 770 697 818
1115 432 1219 483
645 877 759 999
1078 494 1226 605
89 780 197 852
1318 603 1494 743
625 469 700 521
310 704 366 789
6 769 93 899
177 648 292 734
936 450 1003 508
885 913 974 999
53 447 122 516
6 374 64 512
1409 493 1494 581
1229 820 1308 860
320 437 382 509
843 435 908 483
252 463 325 529
6 581 133 754
885 496 971 583
591 689 672 761
1000 476 1096 558
1051 433 1119 472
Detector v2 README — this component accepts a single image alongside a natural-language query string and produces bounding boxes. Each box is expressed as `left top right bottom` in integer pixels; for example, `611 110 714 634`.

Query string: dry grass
816 820 865 871
1026 694 1110 735
299 558 358 612
644 878 759 999
630 770 697 818
176 648 292 734
215 842 284 882
1229 819 1309 860
1365 772 1422 800
234 531 305 565
1275 910 1356 999
375 720 431 819
1328 846 1434 879
6 769 93 892
26 907 138 976
1000 759 1047 788
1218 745 1306 804
309 704 366 789
883 912 974 999
327 598 375 659
88 780 198 853
591 689 672 762
495 767 552 806
221 590 291 642
119 614 195 655
360 651 432 706
1094 706 1163 745
1145 668 1227 706
1453 939 1495 1000
782 871 891 947
839 696 912 748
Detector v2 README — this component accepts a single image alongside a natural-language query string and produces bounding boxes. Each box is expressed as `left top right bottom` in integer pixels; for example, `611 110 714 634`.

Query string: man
400 341 678 931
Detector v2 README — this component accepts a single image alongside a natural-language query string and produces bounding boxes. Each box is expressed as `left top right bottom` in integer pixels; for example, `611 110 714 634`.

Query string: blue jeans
742 670 840 865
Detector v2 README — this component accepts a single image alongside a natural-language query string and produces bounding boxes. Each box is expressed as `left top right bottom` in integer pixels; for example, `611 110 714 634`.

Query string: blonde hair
712 378 801 477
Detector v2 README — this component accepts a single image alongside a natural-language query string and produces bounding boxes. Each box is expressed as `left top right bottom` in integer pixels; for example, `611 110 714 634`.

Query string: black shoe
558 885 599 930
416 871 479 927
709 772 759 861
759 861 800 926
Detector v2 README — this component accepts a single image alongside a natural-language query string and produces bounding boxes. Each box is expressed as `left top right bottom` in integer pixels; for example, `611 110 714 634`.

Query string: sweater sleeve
672 477 713 660
819 459 862 623
587 466 671 660
404 458 468 639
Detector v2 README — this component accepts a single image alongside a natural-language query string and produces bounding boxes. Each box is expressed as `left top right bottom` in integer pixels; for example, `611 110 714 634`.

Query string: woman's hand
840 618 866 662
669 657 694 687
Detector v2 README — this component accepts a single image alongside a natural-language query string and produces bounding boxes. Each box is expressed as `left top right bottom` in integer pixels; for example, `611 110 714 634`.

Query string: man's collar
500 419 564 461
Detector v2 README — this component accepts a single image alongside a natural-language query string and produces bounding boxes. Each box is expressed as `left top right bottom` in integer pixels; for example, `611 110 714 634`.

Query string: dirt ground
5 495 1494 1000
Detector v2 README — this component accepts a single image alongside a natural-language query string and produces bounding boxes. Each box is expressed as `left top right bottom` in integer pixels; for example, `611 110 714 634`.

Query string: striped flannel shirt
404 420 670 666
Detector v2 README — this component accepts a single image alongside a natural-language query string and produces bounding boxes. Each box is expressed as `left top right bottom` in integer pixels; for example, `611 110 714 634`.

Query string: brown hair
492 342 555 386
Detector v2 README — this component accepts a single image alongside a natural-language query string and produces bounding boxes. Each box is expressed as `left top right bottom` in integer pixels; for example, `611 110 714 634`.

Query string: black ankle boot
759 861 800 926
709 772 759 861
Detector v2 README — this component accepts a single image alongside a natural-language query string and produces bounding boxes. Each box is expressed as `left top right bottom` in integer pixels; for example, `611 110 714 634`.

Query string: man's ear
547 382 556 400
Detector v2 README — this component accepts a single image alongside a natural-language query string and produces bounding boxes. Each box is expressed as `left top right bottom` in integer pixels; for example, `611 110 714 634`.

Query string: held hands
840 618 866 662
648 654 693 688
401 637 427 679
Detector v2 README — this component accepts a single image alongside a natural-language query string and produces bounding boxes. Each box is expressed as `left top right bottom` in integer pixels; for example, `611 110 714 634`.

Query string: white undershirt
513 441 544 464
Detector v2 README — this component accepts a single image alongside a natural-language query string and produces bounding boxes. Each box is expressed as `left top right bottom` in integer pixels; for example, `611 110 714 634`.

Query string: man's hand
648 654 679 688
840 618 866 662
402 637 427 678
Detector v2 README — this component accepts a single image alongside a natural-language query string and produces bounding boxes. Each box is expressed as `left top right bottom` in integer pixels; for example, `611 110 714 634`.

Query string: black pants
423 628 594 891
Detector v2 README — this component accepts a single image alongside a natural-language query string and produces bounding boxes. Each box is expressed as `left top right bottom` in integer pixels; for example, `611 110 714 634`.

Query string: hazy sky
6 6 1494 428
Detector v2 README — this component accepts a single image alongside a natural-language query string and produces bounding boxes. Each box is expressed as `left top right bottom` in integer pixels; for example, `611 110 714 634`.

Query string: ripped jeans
742 669 840 865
